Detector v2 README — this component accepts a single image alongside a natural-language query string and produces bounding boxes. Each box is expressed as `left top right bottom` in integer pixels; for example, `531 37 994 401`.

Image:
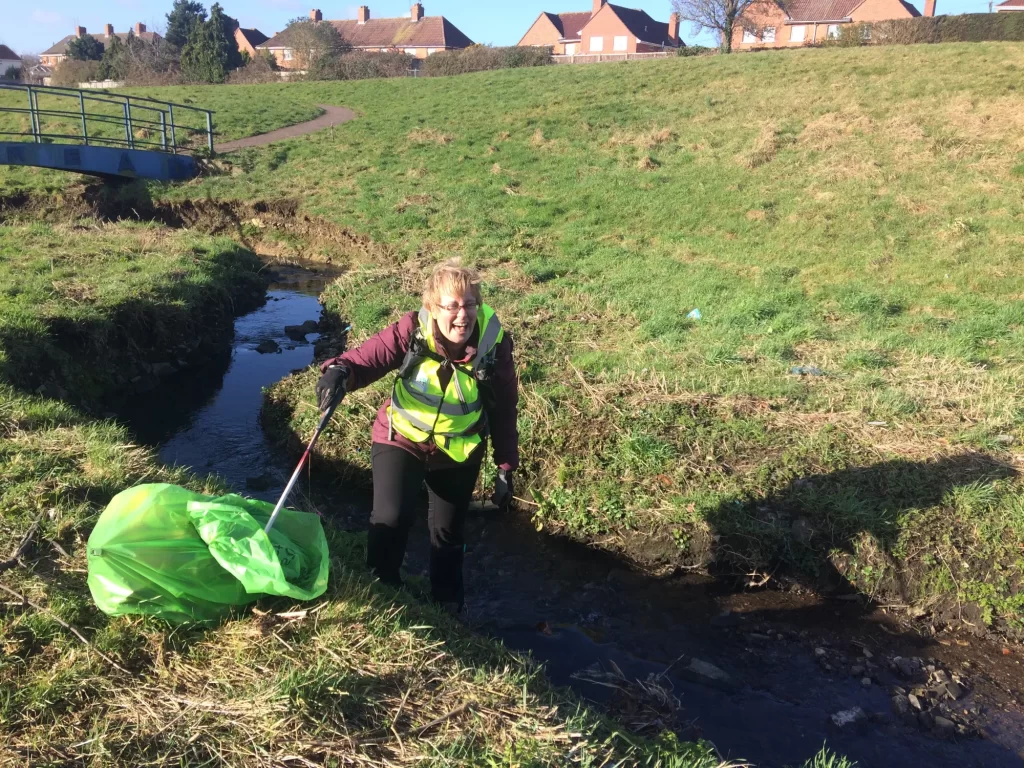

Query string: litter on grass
87 483 329 624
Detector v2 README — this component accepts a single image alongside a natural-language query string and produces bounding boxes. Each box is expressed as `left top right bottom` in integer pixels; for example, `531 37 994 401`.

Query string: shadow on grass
704 451 1017 608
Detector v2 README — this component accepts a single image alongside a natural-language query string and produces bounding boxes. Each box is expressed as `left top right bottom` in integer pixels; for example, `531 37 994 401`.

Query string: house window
790 25 806 42
590 35 604 52
404 48 418 54
283 49 293 60
613 35 628 51
861 23 872 40
565 43 577 54
742 28 758 43
763 26 776 42
826 24 840 38
427 48 437 54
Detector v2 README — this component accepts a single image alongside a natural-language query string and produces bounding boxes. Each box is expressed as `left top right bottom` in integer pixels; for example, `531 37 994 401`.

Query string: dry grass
2 549 726 766
739 122 781 169
393 194 433 213
406 128 453 145
798 111 873 152
636 155 659 171
530 128 560 151
943 94 1024 150
607 127 677 150
0 381 724 768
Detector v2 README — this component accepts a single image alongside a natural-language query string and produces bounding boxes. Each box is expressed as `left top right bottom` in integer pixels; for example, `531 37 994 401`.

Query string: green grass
88 41 1024 633
0 214 266 403
0 390 725 767
0 213 728 765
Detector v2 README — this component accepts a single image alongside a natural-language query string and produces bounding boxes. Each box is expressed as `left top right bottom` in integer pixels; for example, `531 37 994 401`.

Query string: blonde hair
422 259 482 311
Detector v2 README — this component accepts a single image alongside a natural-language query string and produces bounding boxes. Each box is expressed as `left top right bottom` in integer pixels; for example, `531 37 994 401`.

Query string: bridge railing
0 83 215 154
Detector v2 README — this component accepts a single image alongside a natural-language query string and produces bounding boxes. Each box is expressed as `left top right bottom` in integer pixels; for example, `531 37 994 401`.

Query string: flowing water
120 264 1024 768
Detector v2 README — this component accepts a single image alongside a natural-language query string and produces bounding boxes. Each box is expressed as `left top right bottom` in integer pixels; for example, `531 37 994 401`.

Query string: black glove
316 365 349 412
492 469 513 512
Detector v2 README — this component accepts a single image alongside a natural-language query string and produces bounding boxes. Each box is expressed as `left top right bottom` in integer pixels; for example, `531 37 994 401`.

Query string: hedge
421 45 552 77
870 13 1024 45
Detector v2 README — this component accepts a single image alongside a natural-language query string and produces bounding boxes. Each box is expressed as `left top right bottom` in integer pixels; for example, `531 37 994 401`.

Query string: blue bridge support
0 142 198 182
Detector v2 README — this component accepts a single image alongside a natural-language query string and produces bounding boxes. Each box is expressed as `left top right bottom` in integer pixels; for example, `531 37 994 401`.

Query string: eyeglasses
439 301 479 314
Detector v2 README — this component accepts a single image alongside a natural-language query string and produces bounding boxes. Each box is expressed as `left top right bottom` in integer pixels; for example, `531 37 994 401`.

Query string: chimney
75 25 87 38
104 23 114 37
135 22 146 34
924 0 936 15
358 5 370 23
668 12 679 42
310 8 322 21
592 0 605 16
410 3 423 21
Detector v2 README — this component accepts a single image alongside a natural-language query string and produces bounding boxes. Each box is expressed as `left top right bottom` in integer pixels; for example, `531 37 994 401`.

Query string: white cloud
32 10 64 24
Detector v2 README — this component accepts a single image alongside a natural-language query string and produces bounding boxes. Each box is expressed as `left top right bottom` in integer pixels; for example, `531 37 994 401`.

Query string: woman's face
435 289 479 346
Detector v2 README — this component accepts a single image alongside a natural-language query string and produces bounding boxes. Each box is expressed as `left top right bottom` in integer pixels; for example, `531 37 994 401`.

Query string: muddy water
120 268 1024 768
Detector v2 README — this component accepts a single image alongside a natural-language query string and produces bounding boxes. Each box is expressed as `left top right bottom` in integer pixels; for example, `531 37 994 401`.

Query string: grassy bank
0 211 267 406
3 35 1024 705
0 215 724 765
113 41 1024 635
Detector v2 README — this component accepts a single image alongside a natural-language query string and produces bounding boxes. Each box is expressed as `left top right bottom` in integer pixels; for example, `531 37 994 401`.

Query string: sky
3 0 1001 56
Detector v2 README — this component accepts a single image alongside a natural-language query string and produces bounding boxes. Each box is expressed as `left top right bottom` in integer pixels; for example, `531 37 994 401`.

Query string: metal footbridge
0 83 215 181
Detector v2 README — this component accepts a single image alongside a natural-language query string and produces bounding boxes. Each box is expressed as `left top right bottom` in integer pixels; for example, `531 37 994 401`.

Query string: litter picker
265 327 351 534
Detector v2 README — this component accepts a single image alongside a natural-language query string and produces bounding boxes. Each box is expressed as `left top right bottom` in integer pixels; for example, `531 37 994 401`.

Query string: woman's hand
316 365 349 412
492 469 513 512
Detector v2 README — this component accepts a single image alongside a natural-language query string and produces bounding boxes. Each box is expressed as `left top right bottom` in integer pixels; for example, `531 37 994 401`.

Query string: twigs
0 581 130 675
0 511 46 574
417 701 471 737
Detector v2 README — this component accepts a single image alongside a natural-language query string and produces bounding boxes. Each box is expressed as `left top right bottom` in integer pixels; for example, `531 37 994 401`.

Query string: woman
315 260 519 613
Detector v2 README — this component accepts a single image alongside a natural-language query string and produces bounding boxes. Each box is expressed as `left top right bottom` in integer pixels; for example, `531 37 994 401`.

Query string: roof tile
41 31 159 56
238 28 270 48
262 15 473 50
547 11 593 39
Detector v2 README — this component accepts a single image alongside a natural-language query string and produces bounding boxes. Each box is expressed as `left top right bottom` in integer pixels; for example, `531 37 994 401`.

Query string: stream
119 263 1024 768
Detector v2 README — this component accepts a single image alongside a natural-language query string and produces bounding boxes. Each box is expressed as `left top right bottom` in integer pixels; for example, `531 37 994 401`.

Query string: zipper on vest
451 368 471 415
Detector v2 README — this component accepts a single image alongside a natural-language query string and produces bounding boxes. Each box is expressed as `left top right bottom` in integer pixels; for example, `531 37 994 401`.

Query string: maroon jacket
321 309 519 471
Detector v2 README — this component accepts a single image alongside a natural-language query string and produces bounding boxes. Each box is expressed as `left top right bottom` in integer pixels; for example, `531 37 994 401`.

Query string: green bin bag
87 483 329 624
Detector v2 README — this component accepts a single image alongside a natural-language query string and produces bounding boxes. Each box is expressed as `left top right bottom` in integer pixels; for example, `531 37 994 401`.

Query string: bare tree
671 0 777 53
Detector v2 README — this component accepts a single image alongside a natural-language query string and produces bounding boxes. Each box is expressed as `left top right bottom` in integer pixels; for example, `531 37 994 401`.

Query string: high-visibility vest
388 304 504 463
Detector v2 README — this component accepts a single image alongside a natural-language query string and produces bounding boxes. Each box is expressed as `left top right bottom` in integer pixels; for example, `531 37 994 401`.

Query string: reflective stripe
391 402 435 432
473 314 503 369
401 389 479 416
400 372 480 415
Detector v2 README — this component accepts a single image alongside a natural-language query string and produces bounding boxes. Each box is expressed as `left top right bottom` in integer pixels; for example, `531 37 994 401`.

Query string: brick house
259 3 473 66
40 24 159 67
996 0 1024 11
519 0 682 55
233 26 270 58
733 0 932 48
0 45 20 75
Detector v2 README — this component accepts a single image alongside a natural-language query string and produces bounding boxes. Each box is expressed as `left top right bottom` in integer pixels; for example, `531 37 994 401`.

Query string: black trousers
367 442 482 605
